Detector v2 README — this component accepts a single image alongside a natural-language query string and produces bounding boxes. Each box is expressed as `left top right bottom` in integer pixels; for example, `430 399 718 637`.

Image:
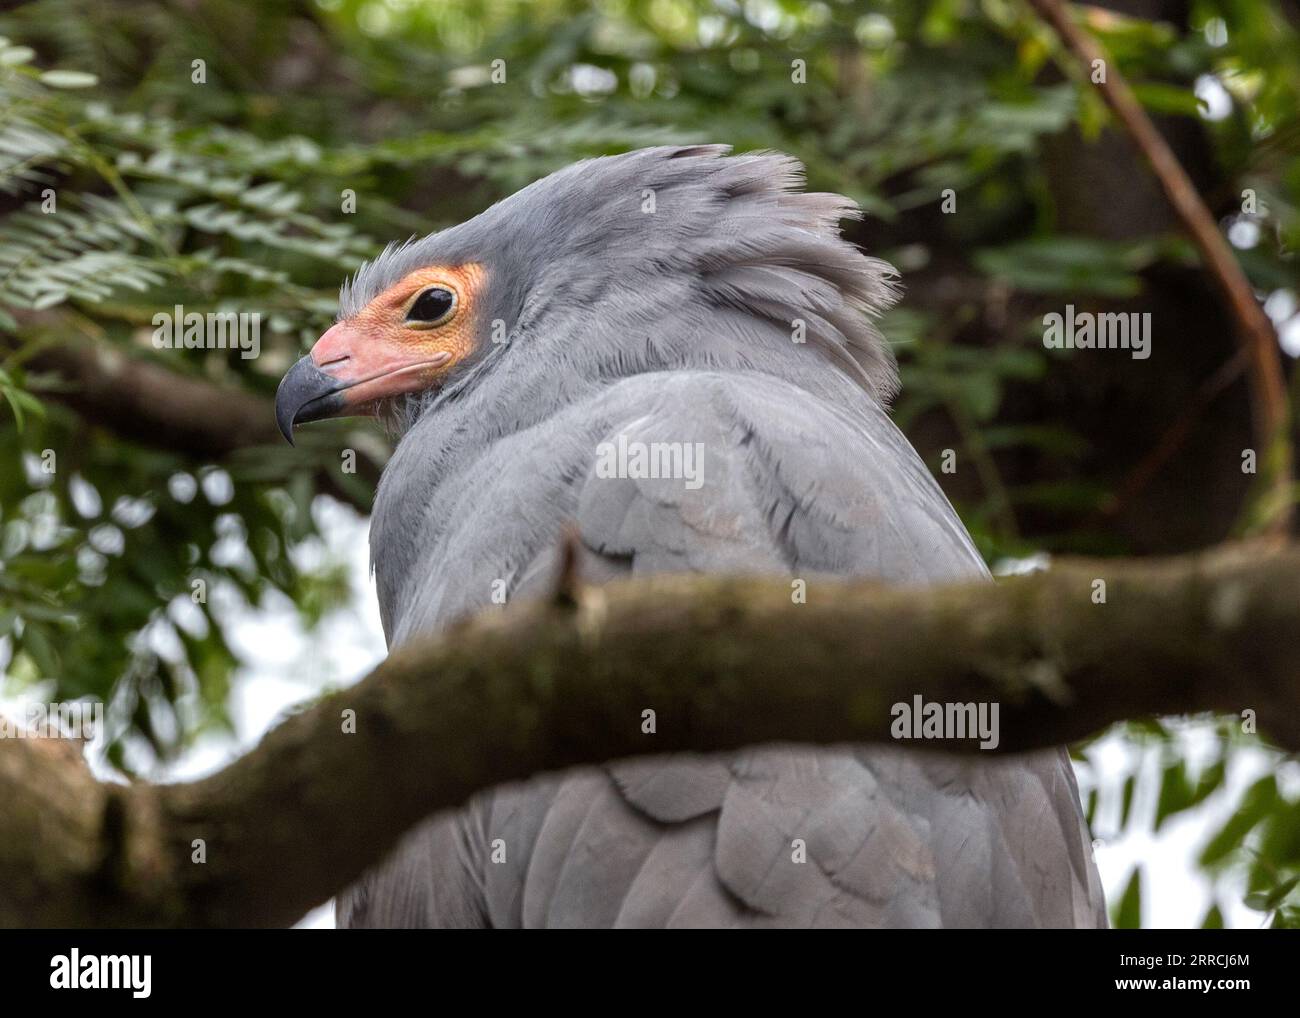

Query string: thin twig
1103 350 1246 518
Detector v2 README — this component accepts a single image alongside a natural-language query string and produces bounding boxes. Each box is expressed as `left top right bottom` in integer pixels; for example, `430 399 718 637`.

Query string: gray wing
341 372 1106 928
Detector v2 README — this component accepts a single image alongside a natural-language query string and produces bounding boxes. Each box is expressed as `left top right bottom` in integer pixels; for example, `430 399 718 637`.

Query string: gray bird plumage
335 145 1106 928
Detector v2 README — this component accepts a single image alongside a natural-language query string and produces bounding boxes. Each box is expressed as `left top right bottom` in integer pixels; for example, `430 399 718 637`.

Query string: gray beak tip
275 397 297 446
275 355 345 447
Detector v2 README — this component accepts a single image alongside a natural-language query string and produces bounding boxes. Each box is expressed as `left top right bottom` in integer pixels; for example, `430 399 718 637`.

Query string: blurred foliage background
0 0 1298 927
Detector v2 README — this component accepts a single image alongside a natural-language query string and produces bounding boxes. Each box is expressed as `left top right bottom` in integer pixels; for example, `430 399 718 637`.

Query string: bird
275 145 1107 928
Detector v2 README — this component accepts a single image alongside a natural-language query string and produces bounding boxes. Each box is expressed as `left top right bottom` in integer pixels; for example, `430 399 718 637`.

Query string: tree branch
1 541 1297 928
1027 0 1294 535
5 327 380 510
27 341 282 458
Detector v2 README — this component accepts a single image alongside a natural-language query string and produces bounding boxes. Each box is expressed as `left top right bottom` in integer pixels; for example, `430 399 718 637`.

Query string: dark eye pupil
408 287 454 323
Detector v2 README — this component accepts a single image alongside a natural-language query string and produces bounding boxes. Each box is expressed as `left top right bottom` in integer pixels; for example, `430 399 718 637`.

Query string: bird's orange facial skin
307 263 487 414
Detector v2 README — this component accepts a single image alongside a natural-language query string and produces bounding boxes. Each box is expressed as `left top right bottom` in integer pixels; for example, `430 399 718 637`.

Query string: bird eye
405 287 456 327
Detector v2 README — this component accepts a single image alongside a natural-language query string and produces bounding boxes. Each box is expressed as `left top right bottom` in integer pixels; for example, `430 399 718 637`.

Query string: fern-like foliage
0 39 385 768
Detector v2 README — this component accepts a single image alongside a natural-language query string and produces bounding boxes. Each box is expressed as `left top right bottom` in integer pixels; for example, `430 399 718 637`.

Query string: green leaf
1200 775 1279 867
1154 759 1193 831
1131 83 1206 117
0 46 35 65
1244 875 1299 913
1119 773 1137 828
1114 867 1143 929
38 70 100 89
973 237 1152 297
2 390 24 430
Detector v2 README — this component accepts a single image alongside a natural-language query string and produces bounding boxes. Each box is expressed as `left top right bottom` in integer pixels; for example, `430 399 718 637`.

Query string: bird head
274 259 490 442
276 145 899 444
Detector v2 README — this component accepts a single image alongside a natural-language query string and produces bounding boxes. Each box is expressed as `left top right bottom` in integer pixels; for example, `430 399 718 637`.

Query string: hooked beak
275 357 346 445
275 321 452 444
